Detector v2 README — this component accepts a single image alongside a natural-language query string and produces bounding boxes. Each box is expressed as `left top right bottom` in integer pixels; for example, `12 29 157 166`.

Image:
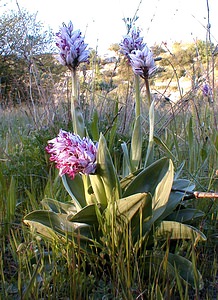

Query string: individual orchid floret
202 83 212 97
46 129 98 179
128 45 157 79
119 27 145 58
56 21 90 70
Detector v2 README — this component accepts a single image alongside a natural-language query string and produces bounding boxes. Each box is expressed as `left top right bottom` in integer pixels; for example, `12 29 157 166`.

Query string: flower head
56 21 90 70
119 27 145 58
128 45 157 79
202 83 212 97
46 129 98 179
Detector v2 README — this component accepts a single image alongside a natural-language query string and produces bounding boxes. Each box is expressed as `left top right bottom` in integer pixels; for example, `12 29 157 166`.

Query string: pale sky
1 0 218 54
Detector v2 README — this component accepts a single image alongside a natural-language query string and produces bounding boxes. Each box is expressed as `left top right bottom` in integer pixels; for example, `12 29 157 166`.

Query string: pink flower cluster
46 130 98 179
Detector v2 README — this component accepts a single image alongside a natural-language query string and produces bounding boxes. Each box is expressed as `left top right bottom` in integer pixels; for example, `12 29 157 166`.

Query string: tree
0 8 55 107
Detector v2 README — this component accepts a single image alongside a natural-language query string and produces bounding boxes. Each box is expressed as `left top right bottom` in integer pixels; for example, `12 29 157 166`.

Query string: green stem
145 77 151 107
71 69 85 137
135 74 141 118
130 74 142 171
71 69 78 132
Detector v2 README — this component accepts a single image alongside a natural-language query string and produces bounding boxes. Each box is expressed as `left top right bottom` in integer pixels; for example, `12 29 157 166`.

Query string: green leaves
23 210 76 241
155 221 207 242
123 157 173 197
130 116 142 171
23 130 207 291
62 174 86 210
96 133 121 203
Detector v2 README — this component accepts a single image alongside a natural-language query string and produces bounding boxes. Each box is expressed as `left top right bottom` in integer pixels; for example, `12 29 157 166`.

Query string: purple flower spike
119 27 145 58
202 83 212 97
129 45 157 79
56 21 90 70
46 130 98 179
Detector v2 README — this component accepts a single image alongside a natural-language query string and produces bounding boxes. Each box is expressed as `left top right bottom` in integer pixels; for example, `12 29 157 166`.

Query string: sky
1 0 218 55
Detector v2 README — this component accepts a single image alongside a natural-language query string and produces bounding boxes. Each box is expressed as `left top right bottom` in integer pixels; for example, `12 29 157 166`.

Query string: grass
0 99 217 299
0 37 218 298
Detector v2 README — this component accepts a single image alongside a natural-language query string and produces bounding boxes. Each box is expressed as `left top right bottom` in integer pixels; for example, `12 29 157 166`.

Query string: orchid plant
24 21 207 290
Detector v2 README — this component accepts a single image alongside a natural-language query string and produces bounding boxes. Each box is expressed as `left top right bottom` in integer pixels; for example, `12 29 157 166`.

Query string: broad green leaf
67 204 104 225
116 192 152 223
90 109 100 141
152 159 174 211
121 141 132 176
41 198 77 215
154 135 177 162
167 252 204 290
165 209 204 223
141 158 174 233
155 221 207 242
89 174 108 206
62 174 86 209
144 100 155 167
144 251 204 289
23 210 92 241
120 168 143 191
130 116 142 171
160 190 187 220
97 133 121 202
123 157 172 198
116 192 152 242
160 176 195 221
23 210 75 240
172 179 195 192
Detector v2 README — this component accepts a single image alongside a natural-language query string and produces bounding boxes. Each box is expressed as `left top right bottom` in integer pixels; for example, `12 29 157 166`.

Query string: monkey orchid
56 21 90 137
56 21 90 70
128 45 157 80
202 83 212 97
119 27 145 59
46 129 98 179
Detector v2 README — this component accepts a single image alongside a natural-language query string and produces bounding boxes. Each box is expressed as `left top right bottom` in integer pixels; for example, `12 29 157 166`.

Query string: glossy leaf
152 159 174 210
165 208 205 223
144 100 155 167
121 141 133 176
120 168 142 191
23 210 92 242
67 203 104 225
116 192 152 224
130 116 142 171
41 198 77 215
144 251 204 289
62 174 86 209
155 221 207 242
23 210 75 240
89 174 108 206
167 252 204 290
126 160 173 235
97 133 121 202
123 157 172 197
172 179 195 192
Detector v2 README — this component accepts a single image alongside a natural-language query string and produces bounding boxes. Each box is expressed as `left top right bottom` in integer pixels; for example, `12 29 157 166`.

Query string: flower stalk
55 21 90 137
71 69 85 137
145 77 151 107
135 74 141 118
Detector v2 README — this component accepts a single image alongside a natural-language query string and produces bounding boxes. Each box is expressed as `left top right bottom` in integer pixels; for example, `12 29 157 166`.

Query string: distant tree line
0 8 217 109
